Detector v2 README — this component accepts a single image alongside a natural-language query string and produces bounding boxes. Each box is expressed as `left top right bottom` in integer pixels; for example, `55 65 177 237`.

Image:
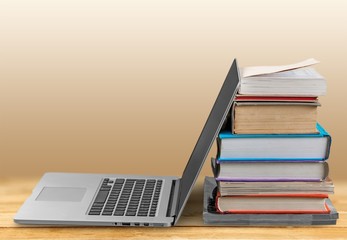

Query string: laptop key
94 191 109 203
115 178 125 183
92 203 104 207
89 211 101 215
114 211 125 216
90 206 102 210
126 212 136 216
102 212 113 216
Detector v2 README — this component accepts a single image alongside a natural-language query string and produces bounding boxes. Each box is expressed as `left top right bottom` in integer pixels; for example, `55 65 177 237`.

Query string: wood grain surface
0 177 346 239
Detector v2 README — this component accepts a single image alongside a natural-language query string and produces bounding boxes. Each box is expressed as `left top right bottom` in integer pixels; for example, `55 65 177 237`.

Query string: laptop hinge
167 179 180 218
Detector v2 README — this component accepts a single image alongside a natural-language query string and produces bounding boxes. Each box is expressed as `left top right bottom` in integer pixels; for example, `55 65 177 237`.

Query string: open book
239 58 327 96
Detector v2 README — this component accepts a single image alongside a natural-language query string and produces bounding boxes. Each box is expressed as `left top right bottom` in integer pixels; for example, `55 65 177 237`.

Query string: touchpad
36 187 87 202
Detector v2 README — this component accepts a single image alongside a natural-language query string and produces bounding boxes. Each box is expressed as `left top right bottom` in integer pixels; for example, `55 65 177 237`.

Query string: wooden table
1 177 346 239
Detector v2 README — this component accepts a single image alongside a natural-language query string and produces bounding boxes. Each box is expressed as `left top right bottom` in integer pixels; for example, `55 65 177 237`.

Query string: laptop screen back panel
174 59 240 224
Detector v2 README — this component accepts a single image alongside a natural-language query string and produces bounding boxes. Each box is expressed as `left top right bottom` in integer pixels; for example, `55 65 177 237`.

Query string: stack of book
205 59 338 225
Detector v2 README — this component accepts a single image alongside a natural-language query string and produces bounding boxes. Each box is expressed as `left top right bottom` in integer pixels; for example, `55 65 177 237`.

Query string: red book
235 95 318 102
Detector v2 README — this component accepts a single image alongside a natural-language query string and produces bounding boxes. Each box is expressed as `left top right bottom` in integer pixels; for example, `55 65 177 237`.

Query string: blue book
217 123 331 161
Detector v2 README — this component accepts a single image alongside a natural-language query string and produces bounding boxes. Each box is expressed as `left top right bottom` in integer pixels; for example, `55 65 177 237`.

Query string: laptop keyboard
88 178 163 217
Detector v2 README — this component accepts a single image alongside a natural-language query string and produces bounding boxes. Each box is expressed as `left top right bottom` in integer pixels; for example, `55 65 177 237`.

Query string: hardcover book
203 177 339 226
211 158 329 182
231 101 320 134
217 123 331 161
216 178 334 196
215 193 330 214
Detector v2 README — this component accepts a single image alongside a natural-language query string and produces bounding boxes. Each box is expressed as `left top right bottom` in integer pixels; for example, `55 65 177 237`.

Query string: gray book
203 177 338 226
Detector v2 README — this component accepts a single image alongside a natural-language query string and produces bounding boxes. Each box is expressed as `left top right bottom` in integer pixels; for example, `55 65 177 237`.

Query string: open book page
242 58 319 78
255 67 324 79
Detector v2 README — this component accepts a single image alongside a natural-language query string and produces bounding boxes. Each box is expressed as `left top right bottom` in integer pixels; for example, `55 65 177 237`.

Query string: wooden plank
1 227 347 240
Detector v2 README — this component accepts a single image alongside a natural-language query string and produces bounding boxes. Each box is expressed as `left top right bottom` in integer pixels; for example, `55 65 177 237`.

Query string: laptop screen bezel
174 59 240 224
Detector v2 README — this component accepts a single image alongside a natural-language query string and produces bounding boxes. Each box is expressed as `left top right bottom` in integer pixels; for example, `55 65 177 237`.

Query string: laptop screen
175 59 240 223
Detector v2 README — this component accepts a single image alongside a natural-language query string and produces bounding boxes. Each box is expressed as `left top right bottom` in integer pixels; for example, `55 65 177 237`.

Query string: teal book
217 123 331 161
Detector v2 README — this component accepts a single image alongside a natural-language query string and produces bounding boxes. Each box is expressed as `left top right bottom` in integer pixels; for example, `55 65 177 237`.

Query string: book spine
230 102 236 134
325 134 332 160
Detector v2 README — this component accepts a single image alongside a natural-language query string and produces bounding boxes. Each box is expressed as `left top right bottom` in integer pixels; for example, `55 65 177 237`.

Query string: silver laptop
14 59 240 227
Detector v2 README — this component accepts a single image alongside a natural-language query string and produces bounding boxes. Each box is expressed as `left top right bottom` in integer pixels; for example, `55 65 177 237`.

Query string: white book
217 178 334 196
213 161 329 181
239 59 327 96
216 196 329 214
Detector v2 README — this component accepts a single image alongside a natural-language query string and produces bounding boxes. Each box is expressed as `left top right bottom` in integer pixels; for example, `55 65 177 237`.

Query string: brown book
231 102 320 134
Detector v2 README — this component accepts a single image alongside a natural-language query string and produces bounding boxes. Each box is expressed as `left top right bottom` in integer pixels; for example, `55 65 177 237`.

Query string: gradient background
1 0 346 180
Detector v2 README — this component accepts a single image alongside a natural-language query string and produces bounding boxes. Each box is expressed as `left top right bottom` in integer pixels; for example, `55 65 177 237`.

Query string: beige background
1 0 346 180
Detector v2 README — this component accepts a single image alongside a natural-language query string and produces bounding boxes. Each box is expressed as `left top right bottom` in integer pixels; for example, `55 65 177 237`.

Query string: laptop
14 59 240 227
